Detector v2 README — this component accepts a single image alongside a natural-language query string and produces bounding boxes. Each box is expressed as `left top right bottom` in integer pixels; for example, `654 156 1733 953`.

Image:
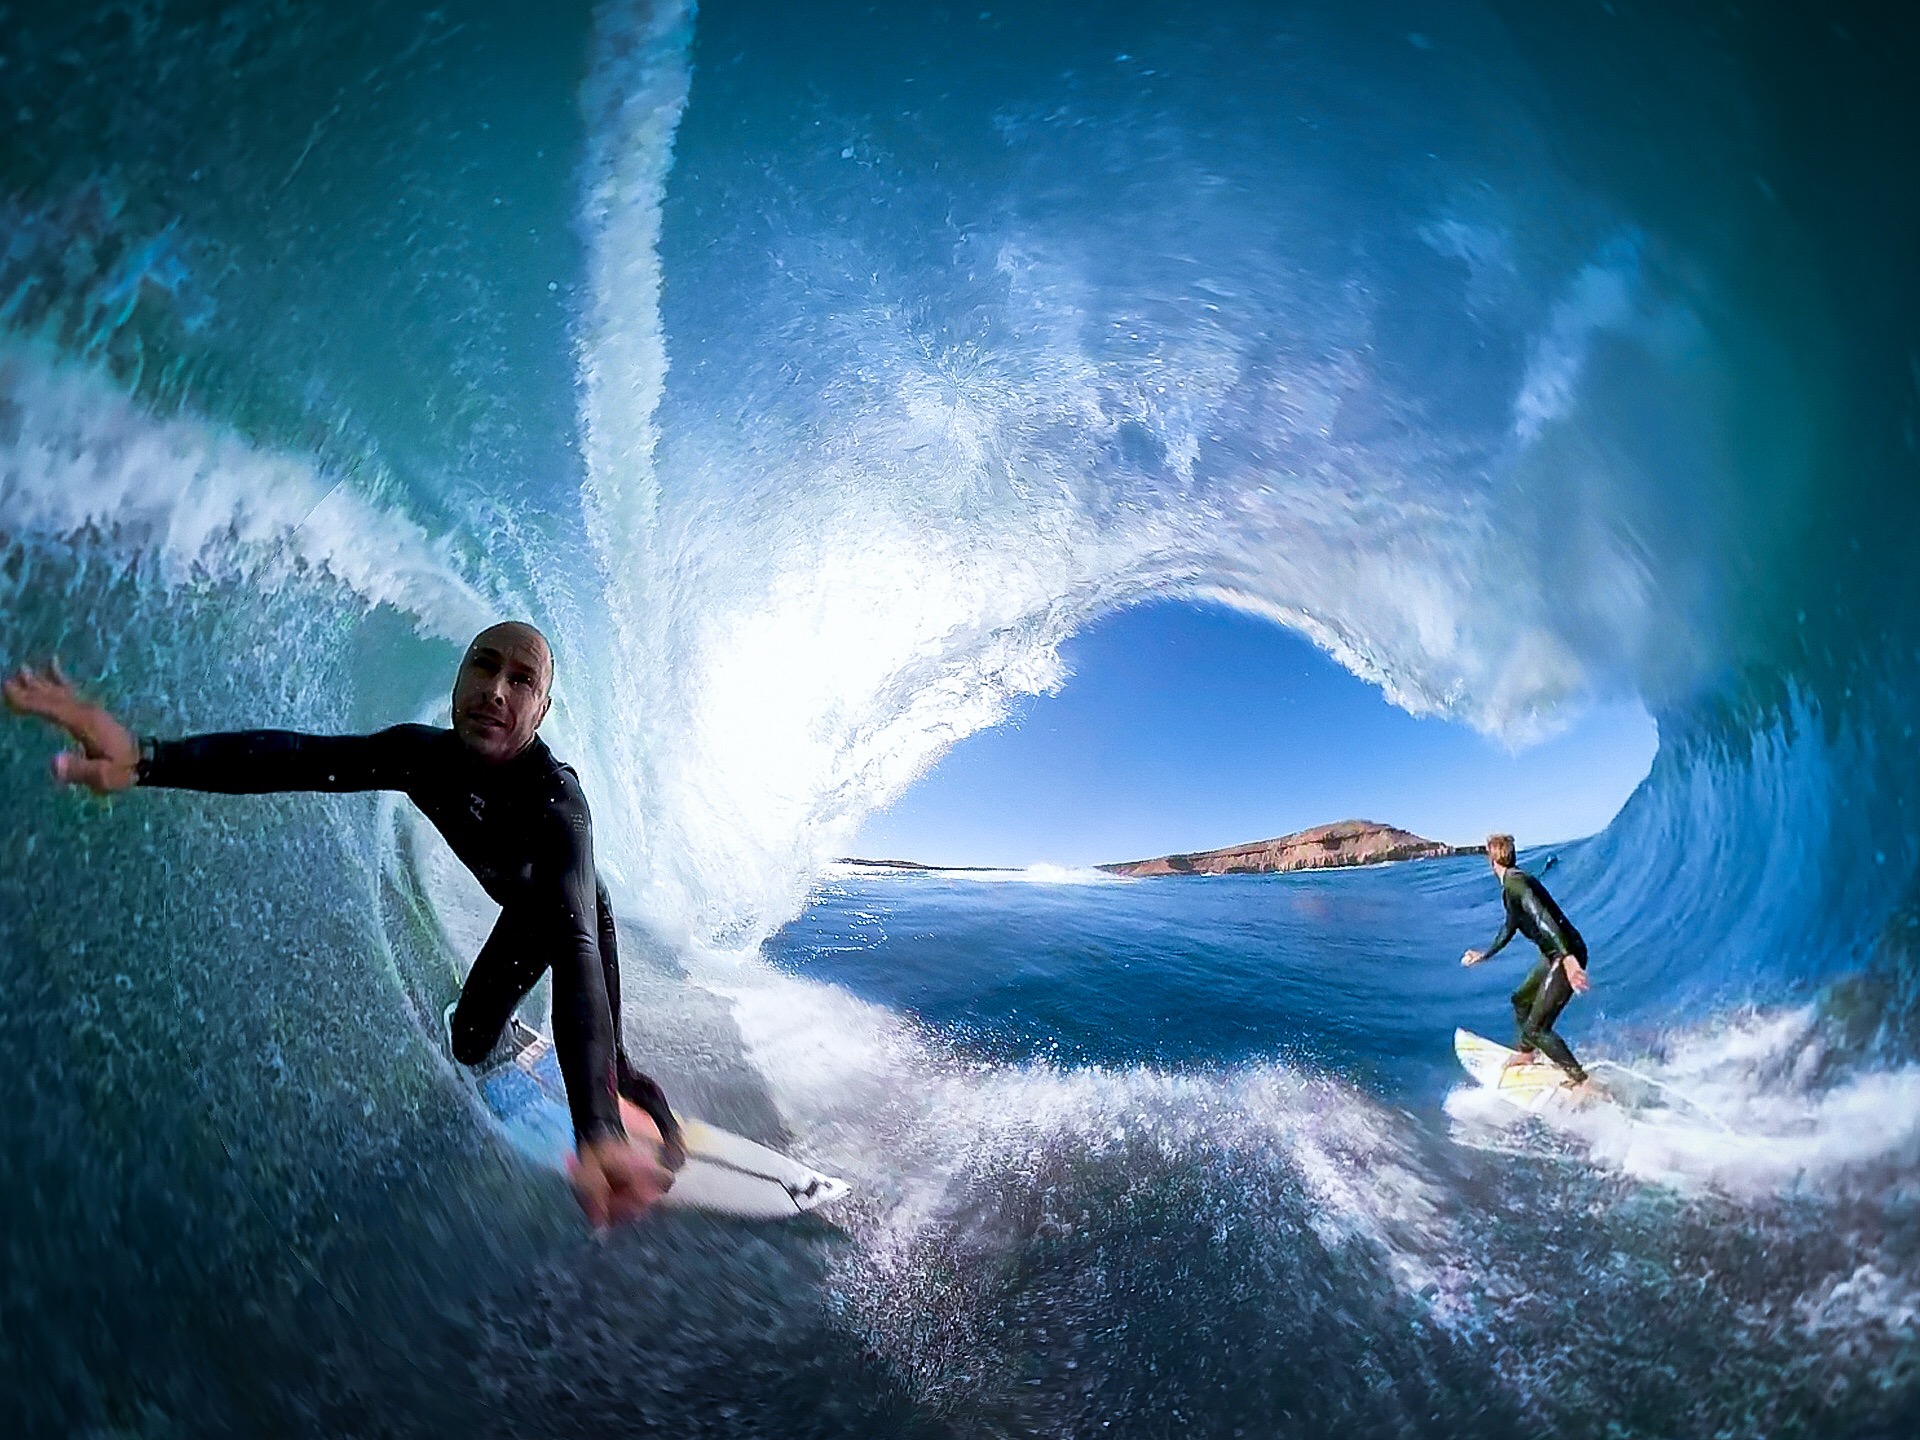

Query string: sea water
4 0 1920 1434
745 860 1920 1434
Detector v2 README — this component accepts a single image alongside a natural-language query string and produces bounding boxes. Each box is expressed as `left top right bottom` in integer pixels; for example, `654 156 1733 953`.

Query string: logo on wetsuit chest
467 793 486 824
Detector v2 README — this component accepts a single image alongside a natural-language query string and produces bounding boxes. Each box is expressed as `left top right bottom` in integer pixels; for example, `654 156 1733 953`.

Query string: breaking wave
3 0 1919 1435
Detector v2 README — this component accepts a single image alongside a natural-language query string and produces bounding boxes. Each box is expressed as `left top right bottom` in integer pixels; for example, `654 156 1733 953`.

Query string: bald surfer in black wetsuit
4 623 680 1229
1461 831 1598 1096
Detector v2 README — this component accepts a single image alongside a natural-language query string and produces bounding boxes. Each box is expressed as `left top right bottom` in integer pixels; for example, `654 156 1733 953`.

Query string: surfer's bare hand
568 1135 673 1229
1460 949 1484 967
2 661 140 793
1562 957 1591 994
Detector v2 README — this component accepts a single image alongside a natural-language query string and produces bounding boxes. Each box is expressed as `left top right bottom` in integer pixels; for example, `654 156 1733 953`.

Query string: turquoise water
4 0 1920 1435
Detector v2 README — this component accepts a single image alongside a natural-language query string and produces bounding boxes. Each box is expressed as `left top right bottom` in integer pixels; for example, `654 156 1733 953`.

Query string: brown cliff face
1098 819 1480 877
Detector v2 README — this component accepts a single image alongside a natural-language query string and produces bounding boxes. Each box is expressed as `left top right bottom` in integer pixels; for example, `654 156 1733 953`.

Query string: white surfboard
454 1013 851 1220
1454 1027 1583 1114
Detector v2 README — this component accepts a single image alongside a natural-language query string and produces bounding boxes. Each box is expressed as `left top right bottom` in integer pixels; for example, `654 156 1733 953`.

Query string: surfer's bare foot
1569 1078 1604 1103
568 1135 673 1229
1505 1050 1542 1068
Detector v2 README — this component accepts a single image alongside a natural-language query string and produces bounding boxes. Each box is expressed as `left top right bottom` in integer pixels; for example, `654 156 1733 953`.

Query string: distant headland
1097 820 1481 877
838 819 1483 877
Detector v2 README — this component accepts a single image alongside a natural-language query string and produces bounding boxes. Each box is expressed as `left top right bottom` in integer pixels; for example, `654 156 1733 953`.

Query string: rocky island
1098 819 1480 877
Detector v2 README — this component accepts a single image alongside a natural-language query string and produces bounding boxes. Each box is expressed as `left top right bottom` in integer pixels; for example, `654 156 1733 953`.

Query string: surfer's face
451 624 552 763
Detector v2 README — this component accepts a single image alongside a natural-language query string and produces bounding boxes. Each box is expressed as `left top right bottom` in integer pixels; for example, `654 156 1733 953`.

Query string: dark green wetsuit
1480 867 1589 1083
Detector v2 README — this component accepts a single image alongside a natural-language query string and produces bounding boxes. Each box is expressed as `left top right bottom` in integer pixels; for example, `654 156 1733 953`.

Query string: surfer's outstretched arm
1464 907 1517 966
532 805 627 1147
134 725 436 793
1481 911 1518 960
4 661 436 794
530 783 672 1227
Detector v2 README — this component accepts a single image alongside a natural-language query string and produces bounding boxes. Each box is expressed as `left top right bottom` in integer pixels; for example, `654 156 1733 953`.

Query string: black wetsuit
137 724 679 1150
1479 867 1589 1083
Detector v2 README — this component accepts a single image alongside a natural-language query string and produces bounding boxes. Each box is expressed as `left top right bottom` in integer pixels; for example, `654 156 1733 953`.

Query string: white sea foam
680 944 1464 1375
0 346 490 638
997 863 1129 885
1446 1006 1920 1200
826 862 1129 885
1793 1265 1920 1359
1513 234 1647 441
818 861 1126 885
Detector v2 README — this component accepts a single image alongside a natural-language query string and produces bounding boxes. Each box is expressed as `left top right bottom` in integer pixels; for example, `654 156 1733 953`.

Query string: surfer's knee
450 1013 497 1066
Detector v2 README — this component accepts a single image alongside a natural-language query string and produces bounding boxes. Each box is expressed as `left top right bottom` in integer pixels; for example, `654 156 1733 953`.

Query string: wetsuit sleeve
513 789 625 1147
136 725 437 793
1482 892 1520 958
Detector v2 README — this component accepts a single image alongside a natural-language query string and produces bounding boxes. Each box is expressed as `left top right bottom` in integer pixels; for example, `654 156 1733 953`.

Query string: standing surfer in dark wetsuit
5 622 678 1229
1461 832 1598 1095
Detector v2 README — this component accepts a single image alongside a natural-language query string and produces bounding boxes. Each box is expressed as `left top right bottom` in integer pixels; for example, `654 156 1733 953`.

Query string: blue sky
852 602 1658 868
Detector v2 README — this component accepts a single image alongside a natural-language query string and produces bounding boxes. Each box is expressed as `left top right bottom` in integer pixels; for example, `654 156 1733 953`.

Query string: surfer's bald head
468 621 554 694
451 622 554 762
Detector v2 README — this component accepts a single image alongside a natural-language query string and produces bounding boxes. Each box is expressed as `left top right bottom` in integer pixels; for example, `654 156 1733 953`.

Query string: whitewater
3 0 1918 1435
